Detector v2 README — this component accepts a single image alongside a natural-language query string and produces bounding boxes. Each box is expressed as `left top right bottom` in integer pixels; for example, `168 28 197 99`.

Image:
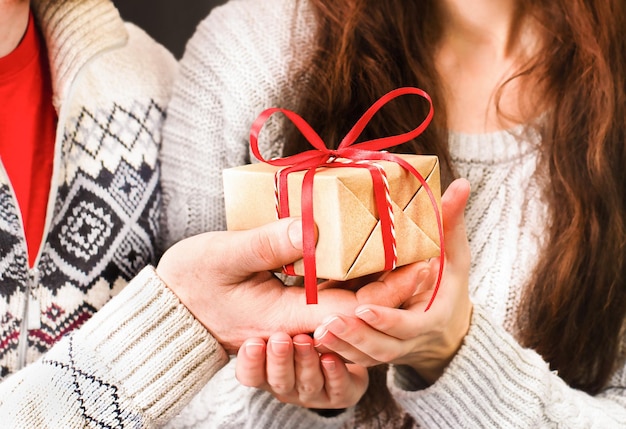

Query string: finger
355 305 424 340
277 264 429 336
441 178 471 267
320 354 369 408
266 333 296 395
355 261 430 307
354 267 439 339
314 316 386 367
217 218 304 276
292 334 324 401
236 338 268 388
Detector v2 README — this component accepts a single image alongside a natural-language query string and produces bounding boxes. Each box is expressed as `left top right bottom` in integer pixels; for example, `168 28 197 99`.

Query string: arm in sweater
160 0 315 247
390 305 626 428
0 267 229 428
0 212 367 428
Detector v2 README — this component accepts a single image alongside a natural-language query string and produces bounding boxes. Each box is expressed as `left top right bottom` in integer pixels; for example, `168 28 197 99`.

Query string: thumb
441 178 471 265
223 217 304 275
354 261 431 307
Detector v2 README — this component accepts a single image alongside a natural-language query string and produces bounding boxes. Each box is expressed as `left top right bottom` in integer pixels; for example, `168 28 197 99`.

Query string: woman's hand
236 333 368 409
313 178 473 384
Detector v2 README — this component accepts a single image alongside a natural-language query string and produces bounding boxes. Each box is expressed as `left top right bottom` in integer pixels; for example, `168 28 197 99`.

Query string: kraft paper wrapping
223 154 441 281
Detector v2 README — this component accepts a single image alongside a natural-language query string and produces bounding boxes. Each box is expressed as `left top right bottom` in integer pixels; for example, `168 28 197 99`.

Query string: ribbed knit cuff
73 266 229 425
389 305 551 428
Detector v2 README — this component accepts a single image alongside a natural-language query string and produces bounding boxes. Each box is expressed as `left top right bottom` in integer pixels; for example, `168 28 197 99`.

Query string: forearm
0 267 229 427
390 305 626 428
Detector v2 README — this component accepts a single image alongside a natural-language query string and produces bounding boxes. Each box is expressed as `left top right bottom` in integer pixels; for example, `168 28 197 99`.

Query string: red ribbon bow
250 87 444 310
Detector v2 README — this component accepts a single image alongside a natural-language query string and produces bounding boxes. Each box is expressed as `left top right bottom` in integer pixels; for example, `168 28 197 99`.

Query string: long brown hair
285 0 626 404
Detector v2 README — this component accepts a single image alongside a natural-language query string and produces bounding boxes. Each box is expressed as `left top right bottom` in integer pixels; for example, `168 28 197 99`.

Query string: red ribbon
250 87 444 310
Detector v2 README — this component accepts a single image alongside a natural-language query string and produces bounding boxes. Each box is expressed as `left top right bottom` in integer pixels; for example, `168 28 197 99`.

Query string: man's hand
156 217 421 354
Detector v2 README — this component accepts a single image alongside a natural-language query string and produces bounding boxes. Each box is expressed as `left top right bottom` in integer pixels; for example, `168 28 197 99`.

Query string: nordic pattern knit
0 0 230 427
0 0 175 378
160 0 626 428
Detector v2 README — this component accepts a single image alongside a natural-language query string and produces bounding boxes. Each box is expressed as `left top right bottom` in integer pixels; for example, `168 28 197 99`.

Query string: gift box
223 87 444 305
223 154 441 281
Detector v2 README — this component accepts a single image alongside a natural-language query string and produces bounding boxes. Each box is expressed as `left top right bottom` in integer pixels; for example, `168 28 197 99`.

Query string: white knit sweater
160 0 626 428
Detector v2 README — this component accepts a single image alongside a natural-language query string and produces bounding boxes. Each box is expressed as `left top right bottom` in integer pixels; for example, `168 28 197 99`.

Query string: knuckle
326 391 351 409
349 330 367 346
236 375 263 388
270 383 292 395
296 373 324 395
297 384 316 395
296 382 320 397
247 230 280 267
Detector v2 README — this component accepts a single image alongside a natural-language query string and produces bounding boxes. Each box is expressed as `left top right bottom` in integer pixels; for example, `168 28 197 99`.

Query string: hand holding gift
224 87 444 306
314 178 473 384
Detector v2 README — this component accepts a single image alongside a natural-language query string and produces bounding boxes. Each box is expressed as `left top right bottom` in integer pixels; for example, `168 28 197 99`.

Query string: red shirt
0 12 56 268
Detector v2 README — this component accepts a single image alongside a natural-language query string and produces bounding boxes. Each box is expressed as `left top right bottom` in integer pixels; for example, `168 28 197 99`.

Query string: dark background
113 0 227 58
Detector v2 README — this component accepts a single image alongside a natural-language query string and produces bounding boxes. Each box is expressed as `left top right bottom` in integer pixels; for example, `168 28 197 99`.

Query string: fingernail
287 219 303 250
356 308 376 323
293 341 312 356
313 325 328 340
321 358 336 371
245 342 265 359
269 339 291 356
325 316 345 335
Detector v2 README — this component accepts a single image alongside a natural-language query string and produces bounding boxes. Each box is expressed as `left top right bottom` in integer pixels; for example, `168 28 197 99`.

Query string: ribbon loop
250 87 443 310
338 87 434 152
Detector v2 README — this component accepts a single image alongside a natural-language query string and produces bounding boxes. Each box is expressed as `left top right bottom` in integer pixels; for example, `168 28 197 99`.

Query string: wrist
410 303 474 384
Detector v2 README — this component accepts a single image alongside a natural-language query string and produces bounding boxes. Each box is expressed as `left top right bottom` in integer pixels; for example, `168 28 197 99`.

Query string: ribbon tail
302 169 318 304
424 244 445 312
372 153 444 312
276 168 298 276
401 160 444 312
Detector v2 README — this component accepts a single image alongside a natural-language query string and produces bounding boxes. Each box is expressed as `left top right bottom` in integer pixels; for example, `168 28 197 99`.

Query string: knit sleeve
160 0 315 248
0 267 229 428
389 304 626 427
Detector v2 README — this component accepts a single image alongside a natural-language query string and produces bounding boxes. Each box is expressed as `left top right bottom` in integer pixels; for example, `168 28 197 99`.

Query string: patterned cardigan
0 0 176 379
0 2 230 426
